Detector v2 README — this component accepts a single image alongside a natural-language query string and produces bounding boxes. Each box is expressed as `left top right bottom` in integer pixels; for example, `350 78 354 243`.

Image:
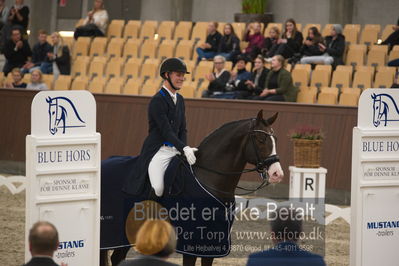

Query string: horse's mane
198 118 252 148
379 94 399 114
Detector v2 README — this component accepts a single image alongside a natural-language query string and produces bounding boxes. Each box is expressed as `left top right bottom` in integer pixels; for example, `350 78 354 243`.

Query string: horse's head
46 97 58 135
372 93 382 127
245 110 284 184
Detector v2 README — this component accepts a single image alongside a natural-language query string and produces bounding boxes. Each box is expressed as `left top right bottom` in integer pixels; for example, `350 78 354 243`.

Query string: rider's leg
148 146 179 197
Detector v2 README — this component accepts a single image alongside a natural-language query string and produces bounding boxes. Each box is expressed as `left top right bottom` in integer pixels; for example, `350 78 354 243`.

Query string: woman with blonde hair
74 0 109 39
119 219 178 266
27 69 48 90
40 32 71 77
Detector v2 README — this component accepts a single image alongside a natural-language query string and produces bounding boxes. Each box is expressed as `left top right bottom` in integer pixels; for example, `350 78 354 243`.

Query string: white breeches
148 145 180 196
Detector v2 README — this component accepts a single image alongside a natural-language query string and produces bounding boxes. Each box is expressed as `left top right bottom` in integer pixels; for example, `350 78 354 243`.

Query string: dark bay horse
100 110 284 266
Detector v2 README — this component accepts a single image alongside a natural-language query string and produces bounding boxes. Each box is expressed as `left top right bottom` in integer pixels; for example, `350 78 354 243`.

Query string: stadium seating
174 21 193 40
88 76 106 93
53 75 72 90
141 58 160 79
157 21 176 40
89 37 108 57
88 56 107 78
104 77 125 94
158 39 177 60
141 39 160 59
107 20 125 38
338 92 359 106
123 39 142 59
73 37 91 58
70 76 89 90
107 37 124 58
352 69 373 90
105 57 124 79
175 40 194 60
317 92 337 105
140 20 158 40
123 20 141 39
123 78 141 95
374 68 395 88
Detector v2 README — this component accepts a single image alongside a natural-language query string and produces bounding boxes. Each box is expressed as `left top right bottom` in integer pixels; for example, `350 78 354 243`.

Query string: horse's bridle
194 120 280 196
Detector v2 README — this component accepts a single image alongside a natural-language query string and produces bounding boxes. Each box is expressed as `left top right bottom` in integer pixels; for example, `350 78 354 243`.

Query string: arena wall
0 89 357 191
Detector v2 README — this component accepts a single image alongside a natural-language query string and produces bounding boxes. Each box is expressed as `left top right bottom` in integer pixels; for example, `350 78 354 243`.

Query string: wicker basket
292 139 322 168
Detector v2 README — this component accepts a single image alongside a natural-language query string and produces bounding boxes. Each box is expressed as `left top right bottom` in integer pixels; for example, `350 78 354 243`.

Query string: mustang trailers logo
46 96 86 135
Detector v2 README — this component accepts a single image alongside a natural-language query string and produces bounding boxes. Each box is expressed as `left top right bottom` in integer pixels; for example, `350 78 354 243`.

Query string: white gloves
183 146 198 165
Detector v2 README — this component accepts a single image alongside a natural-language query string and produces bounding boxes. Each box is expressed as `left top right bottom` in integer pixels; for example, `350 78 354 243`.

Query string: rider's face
168 71 185 90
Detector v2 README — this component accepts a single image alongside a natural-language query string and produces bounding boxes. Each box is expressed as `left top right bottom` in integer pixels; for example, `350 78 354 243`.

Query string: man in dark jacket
123 58 197 197
300 24 345 67
2 27 31 75
24 221 60 266
195 22 222 63
22 29 52 73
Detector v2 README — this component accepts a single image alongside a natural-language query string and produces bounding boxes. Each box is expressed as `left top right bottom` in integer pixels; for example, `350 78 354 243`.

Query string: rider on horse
123 57 198 197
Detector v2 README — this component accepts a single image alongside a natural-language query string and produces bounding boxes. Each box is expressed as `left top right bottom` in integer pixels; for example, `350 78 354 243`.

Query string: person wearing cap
299 24 345 67
118 219 178 266
123 58 197 197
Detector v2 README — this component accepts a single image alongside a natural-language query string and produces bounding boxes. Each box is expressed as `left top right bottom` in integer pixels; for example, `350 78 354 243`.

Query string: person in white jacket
74 0 109 39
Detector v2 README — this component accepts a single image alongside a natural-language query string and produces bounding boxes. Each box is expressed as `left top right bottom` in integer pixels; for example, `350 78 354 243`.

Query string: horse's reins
193 121 280 196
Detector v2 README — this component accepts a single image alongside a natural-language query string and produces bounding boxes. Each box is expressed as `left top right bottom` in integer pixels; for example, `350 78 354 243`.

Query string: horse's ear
266 112 278 126
256 110 263 125
46 97 51 103
371 93 376 99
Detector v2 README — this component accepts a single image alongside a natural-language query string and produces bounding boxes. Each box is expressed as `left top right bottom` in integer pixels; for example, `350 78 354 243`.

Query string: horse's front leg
183 254 197 266
201 257 214 266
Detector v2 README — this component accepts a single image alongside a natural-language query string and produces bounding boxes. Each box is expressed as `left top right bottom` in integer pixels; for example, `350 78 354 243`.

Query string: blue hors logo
58 239 85 250
46 96 86 135
372 93 399 127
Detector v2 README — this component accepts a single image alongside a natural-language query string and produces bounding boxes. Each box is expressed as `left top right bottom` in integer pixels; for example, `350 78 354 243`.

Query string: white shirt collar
162 86 177 104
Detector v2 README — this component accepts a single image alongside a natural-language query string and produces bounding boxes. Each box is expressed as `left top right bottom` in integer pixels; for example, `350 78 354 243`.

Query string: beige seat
191 22 208 42
140 20 158 40
88 76 107 93
123 58 143 80
71 56 90 77
194 61 213 81
374 69 395 88
105 57 124 79
107 38 125 58
104 77 125 94
107 19 125 38
360 28 379 46
141 78 162 96
123 78 142 95
141 58 160 79
123 39 142 59
72 37 91 58
158 39 177 60
302 24 321 39
317 92 337 105
175 40 194 60
352 70 373 90
173 21 193 41
381 24 396 42
123 20 141 39
140 39 160 59
296 89 317 104
157 21 176 40
70 76 89 90
42 74 54 90
310 68 330 89
321 24 334 37
88 56 107 78
179 81 196 98
89 37 108 57
291 68 310 88
367 49 386 68
338 92 359 106
331 69 352 90
53 75 72 90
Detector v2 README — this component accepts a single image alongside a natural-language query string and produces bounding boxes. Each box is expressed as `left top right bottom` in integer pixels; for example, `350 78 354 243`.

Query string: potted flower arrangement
290 125 324 168
234 0 273 26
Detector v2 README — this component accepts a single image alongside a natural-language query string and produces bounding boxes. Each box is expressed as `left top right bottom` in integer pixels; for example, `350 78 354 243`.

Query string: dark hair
236 55 247 63
308 26 322 44
270 207 303 242
38 29 47 35
283 18 298 39
29 221 59 254
224 23 237 37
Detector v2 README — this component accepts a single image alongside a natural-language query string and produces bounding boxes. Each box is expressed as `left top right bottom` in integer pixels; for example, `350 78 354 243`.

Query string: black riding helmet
160 57 190 90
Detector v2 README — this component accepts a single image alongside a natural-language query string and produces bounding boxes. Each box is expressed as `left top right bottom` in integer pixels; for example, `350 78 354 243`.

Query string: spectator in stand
300 24 345 67
0 0 9 30
202 55 231 98
74 0 109 39
252 55 297 102
4 67 26 88
41 32 71 78
245 55 270 99
298 27 324 64
217 23 240 62
381 17 399 48
27 69 48 90
2 27 31 75
118 219 178 266
246 207 326 266
23 221 62 266
242 22 264 61
195 22 222 63
263 26 280 58
388 57 399 67
222 55 251 99
22 30 52 74
267 18 303 60
7 0 29 32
